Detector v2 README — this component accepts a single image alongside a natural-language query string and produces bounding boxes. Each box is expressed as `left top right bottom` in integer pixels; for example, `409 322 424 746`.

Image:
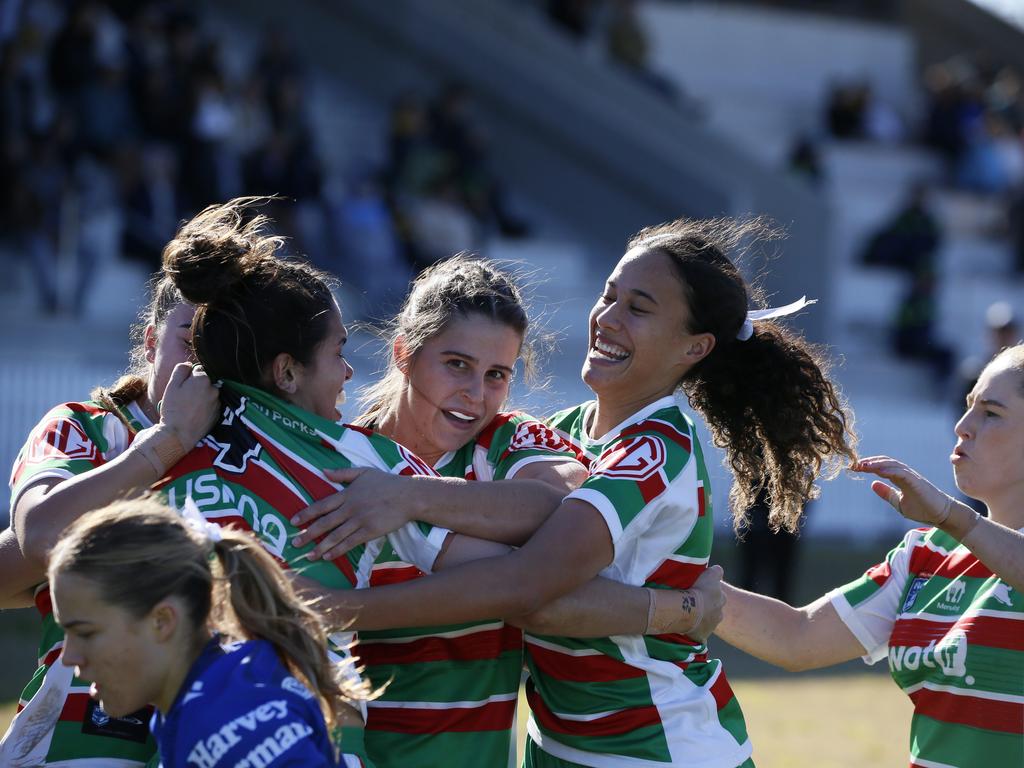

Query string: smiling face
952 357 1024 509
287 301 354 422
52 571 168 718
583 247 712 425
388 313 522 465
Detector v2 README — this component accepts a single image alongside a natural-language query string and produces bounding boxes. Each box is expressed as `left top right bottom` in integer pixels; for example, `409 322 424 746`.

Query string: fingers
291 504 348 547
307 519 362 561
315 529 374 562
324 467 366 484
291 493 345 527
166 362 195 391
870 480 902 512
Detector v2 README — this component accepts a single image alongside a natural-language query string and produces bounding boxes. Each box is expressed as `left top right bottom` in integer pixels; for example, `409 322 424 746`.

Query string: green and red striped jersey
3 399 158 767
359 411 581 768
157 381 450 723
525 395 752 768
830 526 1024 768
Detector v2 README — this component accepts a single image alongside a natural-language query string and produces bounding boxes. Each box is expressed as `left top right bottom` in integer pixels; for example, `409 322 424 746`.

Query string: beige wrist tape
134 425 187 478
646 587 704 635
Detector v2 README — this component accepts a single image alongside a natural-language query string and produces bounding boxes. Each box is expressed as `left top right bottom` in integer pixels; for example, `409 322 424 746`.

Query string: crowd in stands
0 0 526 319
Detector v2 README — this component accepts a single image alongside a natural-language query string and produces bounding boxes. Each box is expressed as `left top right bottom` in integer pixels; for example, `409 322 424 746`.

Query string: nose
60 639 83 669
593 300 621 331
461 375 485 404
954 408 973 441
344 359 354 382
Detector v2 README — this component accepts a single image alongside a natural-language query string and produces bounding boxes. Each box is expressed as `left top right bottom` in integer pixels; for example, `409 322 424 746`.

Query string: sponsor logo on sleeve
509 421 571 453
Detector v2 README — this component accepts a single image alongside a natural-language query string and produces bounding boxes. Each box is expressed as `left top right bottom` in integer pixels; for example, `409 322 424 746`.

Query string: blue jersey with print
151 637 336 768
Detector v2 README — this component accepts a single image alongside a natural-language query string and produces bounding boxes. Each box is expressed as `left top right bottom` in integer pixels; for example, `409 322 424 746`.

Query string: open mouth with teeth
444 409 478 425
592 338 631 361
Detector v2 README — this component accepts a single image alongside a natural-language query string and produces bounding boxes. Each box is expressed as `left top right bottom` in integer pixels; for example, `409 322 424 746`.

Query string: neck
592 388 675 438
981 491 1024 530
154 632 210 714
140 386 159 423
376 412 442 467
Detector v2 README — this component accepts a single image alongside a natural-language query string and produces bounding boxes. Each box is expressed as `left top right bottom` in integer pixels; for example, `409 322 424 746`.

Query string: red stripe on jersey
890 615 1024 652
60 692 89 723
43 645 63 668
620 420 691 453
908 545 994 581
910 687 1024 734
475 413 517 452
709 670 737 711
645 560 704 589
865 560 891 586
656 635 704 651
342 423 374 438
35 587 53 618
527 642 645 683
526 684 661 737
357 625 523 666
366 697 516 734
159 444 219 480
369 564 424 587
65 402 110 417
637 471 667 504
258 439 338 499
697 483 706 517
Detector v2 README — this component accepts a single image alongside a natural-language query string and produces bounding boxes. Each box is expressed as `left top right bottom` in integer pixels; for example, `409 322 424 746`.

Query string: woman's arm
714 582 866 672
16 364 219 570
855 455 1024 592
291 460 588 560
0 527 37 608
317 499 615 630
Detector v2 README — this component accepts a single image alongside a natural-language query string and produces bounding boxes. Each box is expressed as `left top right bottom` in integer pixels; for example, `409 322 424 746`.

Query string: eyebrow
443 350 514 374
59 619 91 630
606 281 659 305
977 398 1007 409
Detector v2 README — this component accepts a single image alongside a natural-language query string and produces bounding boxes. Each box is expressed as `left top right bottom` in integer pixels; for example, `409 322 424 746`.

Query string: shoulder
545 402 592 433
338 424 438 478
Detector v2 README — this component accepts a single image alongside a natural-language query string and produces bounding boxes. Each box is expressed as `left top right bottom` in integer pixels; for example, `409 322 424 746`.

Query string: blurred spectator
546 0 597 40
826 80 902 142
735 489 801 604
860 182 941 273
890 267 955 389
787 135 823 184
955 301 1021 410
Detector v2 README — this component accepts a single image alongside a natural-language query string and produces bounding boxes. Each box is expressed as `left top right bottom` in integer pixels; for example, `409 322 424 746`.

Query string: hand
684 564 726 642
290 467 417 560
852 456 954 527
158 363 221 448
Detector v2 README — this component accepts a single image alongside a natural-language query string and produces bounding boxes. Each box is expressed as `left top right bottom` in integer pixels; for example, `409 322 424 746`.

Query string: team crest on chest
26 418 97 464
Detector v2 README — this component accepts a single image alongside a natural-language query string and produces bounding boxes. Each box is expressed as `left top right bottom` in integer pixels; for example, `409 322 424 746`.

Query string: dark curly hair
629 217 858 533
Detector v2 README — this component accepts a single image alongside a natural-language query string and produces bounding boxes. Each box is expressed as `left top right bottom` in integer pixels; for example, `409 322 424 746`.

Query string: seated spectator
861 183 941 273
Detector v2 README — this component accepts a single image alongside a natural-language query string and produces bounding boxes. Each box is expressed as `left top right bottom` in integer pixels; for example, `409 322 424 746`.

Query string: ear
271 352 301 394
682 332 716 366
393 336 411 375
143 325 157 364
149 600 181 645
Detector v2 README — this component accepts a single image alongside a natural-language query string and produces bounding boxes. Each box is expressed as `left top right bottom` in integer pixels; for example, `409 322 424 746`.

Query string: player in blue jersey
48 496 361 768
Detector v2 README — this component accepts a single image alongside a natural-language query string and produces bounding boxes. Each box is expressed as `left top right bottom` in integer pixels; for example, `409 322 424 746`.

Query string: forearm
511 577 649 637
0 528 39 608
715 583 863 672
405 476 566 546
951 506 1024 593
16 430 177 567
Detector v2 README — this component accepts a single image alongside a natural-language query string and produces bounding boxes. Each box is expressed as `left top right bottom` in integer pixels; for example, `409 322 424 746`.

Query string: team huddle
1 198 1021 768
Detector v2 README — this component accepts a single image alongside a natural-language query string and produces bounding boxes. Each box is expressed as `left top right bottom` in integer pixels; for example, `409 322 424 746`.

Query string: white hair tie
180 496 224 543
737 296 817 341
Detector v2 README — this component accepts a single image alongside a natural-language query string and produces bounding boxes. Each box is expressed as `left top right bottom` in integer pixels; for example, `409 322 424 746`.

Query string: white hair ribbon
180 496 224 543
737 296 817 341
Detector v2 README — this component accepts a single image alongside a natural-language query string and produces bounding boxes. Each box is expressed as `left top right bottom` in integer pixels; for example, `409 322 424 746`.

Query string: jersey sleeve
565 429 691 563
176 685 334 767
486 412 583 480
9 402 128 512
827 528 922 664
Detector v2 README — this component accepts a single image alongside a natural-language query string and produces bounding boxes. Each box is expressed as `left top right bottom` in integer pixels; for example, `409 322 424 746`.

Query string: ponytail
210 534 366 729
629 217 857 533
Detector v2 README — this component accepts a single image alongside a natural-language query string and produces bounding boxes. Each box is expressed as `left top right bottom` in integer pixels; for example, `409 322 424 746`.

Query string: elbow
510 603 559 635
19 527 51 575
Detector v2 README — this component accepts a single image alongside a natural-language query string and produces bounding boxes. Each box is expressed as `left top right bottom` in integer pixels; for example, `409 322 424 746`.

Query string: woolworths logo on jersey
889 629 973 684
